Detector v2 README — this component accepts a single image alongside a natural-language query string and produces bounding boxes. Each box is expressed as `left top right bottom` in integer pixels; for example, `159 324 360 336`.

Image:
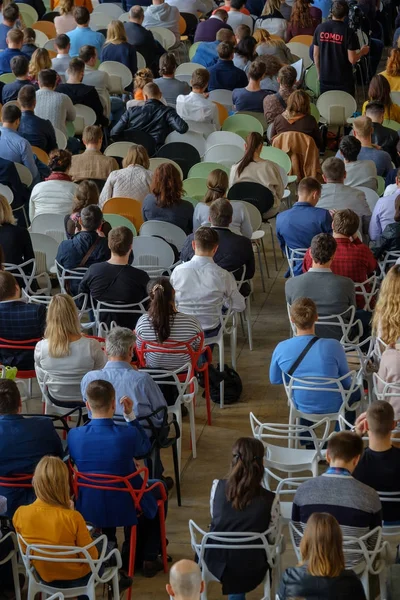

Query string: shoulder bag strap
79 237 102 268
276 92 287 109
287 336 319 376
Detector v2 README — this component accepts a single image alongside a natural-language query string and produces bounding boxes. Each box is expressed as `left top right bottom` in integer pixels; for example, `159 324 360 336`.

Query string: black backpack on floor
209 364 243 405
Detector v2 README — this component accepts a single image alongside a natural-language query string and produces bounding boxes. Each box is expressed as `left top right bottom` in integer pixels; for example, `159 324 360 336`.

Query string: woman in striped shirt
135 277 202 371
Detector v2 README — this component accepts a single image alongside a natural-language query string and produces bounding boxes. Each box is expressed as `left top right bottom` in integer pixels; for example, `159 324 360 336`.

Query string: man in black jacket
18 84 57 154
111 82 188 147
180 198 255 294
365 101 399 166
124 5 164 74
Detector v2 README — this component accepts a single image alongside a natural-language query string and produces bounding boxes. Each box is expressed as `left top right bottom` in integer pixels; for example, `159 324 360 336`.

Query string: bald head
166 560 203 600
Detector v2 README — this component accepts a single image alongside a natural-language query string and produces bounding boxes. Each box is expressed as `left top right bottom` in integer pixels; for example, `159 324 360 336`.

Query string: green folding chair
189 41 201 61
187 162 230 179
383 119 400 131
305 64 320 98
104 213 137 235
377 176 385 197
0 73 16 84
182 178 207 200
222 114 264 139
260 146 296 183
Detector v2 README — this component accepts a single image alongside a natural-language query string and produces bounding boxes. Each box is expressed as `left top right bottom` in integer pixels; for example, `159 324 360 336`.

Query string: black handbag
210 364 243 405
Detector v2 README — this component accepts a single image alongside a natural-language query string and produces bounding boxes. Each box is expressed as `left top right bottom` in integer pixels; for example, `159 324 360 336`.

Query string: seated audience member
35 69 76 137
285 235 355 339
135 277 202 370
17 85 57 155
353 402 400 520
303 210 378 310
276 177 332 275
365 102 399 165
182 198 255 294
278 513 367 600
372 265 400 347
233 59 272 113
263 64 297 123
0 194 34 279
338 135 378 192
317 157 371 221
167 0 206 17
0 272 46 369
79 226 149 328
369 169 400 241
68 379 166 577
176 68 219 135
227 0 253 31
130 67 155 105
170 227 246 335
292 432 382 566
229 131 284 211
56 204 111 294
143 0 180 46
362 74 400 123
111 82 188 148
123 6 164 76
29 149 77 221
2 55 32 104
57 58 108 127
0 4 20 51
371 195 400 258
285 0 322 41
0 104 40 186
194 8 232 42
192 27 235 69
66 6 105 57
214 0 250 15
80 44 112 118
0 29 26 75
154 53 190 107
70 126 118 182
100 20 138 81
167 561 204 600
65 180 111 238
193 169 252 238
142 163 194 234
205 437 278 599
0 494 19 595
208 42 248 91
54 0 76 36
100 144 152 206
35 294 106 405
254 29 293 65
271 90 322 149
259 54 283 92
51 34 72 76
0 380 63 517
337 116 392 177
233 35 257 73
29 49 60 86
255 0 287 38
380 48 400 92
270 297 359 415
22 28 38 59
0 156 28 223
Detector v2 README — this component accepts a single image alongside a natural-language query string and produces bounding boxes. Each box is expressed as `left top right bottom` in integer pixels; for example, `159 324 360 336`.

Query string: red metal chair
0 337 41 397
135 332 213 426
0 474 33 489
71 466 168 600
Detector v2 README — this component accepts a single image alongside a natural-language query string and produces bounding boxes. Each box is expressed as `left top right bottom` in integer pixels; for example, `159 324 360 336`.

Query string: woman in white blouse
35 294 107 405
99 145 152 207
193 169 253 238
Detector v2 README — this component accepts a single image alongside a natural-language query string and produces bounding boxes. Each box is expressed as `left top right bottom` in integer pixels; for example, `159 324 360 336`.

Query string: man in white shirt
167 0 207 16
143 0 181 45
176 68 219 135
51 34 71 76
227 0 253 32
170 227 245 334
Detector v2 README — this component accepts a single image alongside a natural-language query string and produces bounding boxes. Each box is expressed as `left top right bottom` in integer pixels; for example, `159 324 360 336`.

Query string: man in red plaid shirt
303 209 378 310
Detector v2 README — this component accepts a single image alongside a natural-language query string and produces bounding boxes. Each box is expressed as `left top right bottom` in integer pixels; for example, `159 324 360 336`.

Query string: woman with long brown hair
142 163 194 234
286 0 322 40
205 437 279 600
372 265 400 346
278 513 366 599
381 48 400 91
229 132 284 211
193 169 252 238
271 89 322 148
362 74 400 122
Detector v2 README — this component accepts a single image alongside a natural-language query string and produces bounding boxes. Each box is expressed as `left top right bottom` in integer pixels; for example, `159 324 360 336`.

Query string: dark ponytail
147 277 175 342
236 132 264 177
225 437 265 510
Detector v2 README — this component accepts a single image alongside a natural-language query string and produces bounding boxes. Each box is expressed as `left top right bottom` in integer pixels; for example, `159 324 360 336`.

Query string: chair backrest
43 38 56 52
54 128 67 150
287 302 359 343
91 297 149 336
39 11 60 22
222 114 264 139
260 145 291 174
230 200 259 232
290 34 313 44
175 62 204 76
4 259 36 291
383 118 400 131
74 104 96 134
30 232 59 273
203 144 244 168
284 246 308 277
148 157 184 180
182 177 207 201
118 11 130 22
286 42 312 68
132 236 176 276
98 61 132 90
103 213 137 235
89 12 111 29
93 2 124 17
187 162 230 179
17 3 38 21
189 41 201 60
165 131 206 158
355 186 379 211
114 129 156 157
136 332 205 369
139 220 187 251
0 183 13 205
378 250 400 277
208 89 233 110
32 20 56 38
104 141 134 159
102 197 144 230
206 131 245 151
31 146 49 165
155 143 201 180
316 91 357 125
148 26 176 49
30 213 66 244
373 372 400 406
15 163 33 187
136 52 146 70
227 182 274 215
0 72 16 84
55 260 87 294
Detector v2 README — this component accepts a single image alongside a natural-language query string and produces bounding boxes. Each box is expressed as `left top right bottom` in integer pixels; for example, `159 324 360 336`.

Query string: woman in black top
0 194 34 282
271 89 322 149
278 513 366 600
205 437 278 600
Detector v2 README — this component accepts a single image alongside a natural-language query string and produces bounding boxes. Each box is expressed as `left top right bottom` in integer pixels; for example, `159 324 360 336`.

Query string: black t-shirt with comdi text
313 19 359 93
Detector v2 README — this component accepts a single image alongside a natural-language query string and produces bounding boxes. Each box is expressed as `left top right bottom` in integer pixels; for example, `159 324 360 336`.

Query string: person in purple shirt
232 59 273 112
194 9 233 42
208 41 248 92
369 180 400 241
0 29 28 75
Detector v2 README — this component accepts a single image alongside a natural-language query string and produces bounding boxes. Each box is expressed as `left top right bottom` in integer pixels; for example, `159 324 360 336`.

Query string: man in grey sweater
285 233 355 339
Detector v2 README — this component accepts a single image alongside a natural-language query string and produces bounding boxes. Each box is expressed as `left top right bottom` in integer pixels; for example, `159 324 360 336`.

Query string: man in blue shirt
276 177 333 276
66 6 105 58
0 104 40 185
208 41 248 91
18 84 57 154
0 3 19 50
2 55 35 104
0 28 28 75
192 27 235 68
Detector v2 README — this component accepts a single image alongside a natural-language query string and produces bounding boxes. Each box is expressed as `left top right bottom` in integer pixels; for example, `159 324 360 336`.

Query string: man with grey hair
166 560 204 599
124 4 164 74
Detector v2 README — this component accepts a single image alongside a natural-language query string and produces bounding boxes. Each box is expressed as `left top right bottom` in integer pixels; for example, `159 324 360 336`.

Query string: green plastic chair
0 73 16 84
189 42 201 61
66 121 75 137
377 176 385 197
310 102 320 123
383 119 400 131
188 162 230 179
104 213 137 235
305 65 320 98
222 114 264 140
182 178 207 200
184 196 199 207
261 146 291 174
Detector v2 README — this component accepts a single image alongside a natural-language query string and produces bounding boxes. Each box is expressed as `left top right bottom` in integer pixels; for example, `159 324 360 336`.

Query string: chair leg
111 569 120 600
269 225 278 271
203 365 212 426
230 321 237 371
239 312 245 337
246 297 253 352
256 242 267 292
172 440 181 506
127 525 137 600
11 553 21 600
188 402 197 459
176 411 182 475
218 341 225 409
158 501 168 573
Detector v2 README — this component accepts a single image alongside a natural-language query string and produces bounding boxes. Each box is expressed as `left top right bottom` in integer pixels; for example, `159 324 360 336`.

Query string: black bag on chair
209 364 243 405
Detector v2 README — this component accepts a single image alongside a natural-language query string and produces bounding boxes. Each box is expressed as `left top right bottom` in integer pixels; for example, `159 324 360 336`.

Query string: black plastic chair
227 181 274 215
39 11 59 21
180 12 198 39
156 142 201 179
112 129 156 157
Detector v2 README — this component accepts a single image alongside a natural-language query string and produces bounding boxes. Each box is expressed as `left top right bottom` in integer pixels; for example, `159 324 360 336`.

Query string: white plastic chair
30 232 59 276
378 250 400 278
17 533 121 600
373 372 400 415
378 492 400 542
316 91 357 126
203 144 244 168
104 141 134 159
288 303 363 345
44 38 56 52
118 11 130 22
136 52 146 69
15 162 33 187
0 531 21 600
55 260 87 294
99 61 132 91
233 264 253 351
274 477 310 524
93 2 124 17
165 131 206 157
139 220 187 251
91 296 148 337
355 185 379 211
205 130 245 151
132 236 176 277
0 183 13 204
17 3 38 22
89 12 111 30
284 246 307 278
74 104 96 135
54 127 67 150
34 30 49 47
354 274 379 312
208 89 233 111
286 42 311 68
390 91 400 106
175 62 204 76
4 259 37 293
148 157 184 180
38 371 88 417
148 26 176 50
30 213 66 245
189 518 283 600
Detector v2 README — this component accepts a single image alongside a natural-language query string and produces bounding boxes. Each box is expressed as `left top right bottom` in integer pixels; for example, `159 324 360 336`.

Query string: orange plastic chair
290 34 313 45
32 21 56 39
213 101 229 126
102 197 144 230
50 0 93 11
179 15 187 34
31 146 49 165
47 49 56 59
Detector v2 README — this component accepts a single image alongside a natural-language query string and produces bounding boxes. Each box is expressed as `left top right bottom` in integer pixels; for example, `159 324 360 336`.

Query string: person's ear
200 581 205 593
166 584 174 597
326 449 331 463
322 174 327 183
343 170 347 179
191 240 196 251
393 420 397 431
85 400 91 412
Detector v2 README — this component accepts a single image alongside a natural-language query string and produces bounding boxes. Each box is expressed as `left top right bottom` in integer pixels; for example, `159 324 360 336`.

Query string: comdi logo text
320 32 344 42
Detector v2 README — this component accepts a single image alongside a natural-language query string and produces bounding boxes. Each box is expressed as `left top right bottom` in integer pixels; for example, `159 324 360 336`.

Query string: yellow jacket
13 499 98 583
379 71 400 92
362 99 400 122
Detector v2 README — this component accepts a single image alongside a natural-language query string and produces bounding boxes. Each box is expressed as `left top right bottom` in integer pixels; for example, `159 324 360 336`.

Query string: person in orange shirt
51 0 93 13
213 0 250 15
